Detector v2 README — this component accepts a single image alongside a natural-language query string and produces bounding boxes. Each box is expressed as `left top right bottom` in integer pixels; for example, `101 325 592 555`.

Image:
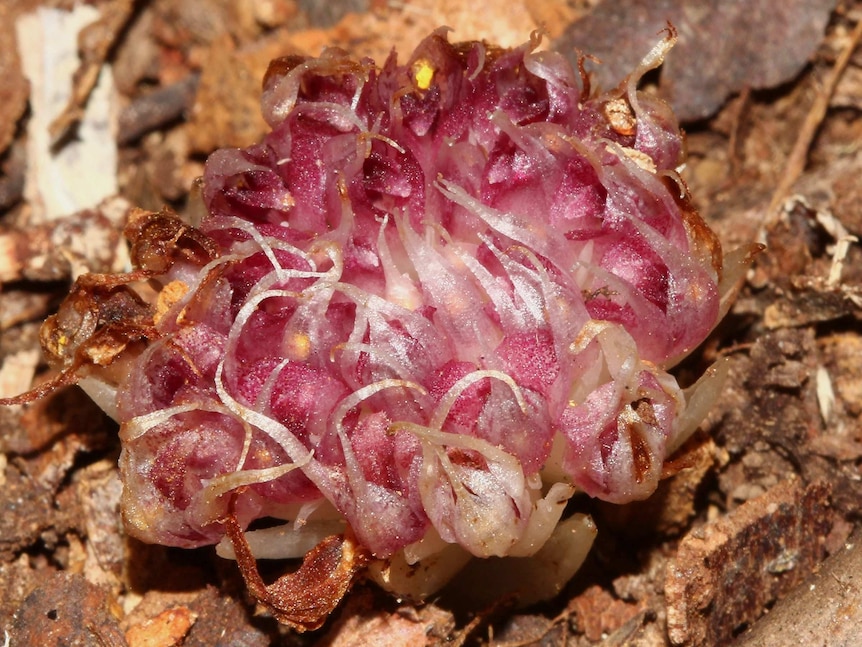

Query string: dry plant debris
665 478 833 646
557 0 839 121
1 1 862 646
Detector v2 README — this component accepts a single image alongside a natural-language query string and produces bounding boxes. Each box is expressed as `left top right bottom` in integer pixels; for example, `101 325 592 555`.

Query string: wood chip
0 3 31 155
16 5 119 222
125 607 196 647
10 571 127 647
665 478 834 646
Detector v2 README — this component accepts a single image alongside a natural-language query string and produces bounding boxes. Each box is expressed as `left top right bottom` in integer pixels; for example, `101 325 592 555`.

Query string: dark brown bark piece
183 587 271 647
11 571 128 647
665 478 834 646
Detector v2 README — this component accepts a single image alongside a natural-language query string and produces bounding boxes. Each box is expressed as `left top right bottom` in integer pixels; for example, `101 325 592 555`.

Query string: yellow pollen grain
413 59 435 90
253 447 274 464
285 331 311 361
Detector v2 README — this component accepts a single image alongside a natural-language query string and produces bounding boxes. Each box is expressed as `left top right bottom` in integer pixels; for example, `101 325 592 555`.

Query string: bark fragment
665 478 834 646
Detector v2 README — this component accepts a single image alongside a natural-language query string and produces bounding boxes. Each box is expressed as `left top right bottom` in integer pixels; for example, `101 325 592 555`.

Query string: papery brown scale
662 174 723 279
0 274 161 407
125 208 220 273
627 425 654 486
40 273 155 367
224 503 369 632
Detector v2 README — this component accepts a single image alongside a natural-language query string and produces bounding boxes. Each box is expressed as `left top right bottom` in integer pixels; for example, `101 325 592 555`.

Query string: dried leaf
570 585 646 642
186 35 279 153
0 198 131 284
182 587 270 647
556 0 837 121
318 588 455 647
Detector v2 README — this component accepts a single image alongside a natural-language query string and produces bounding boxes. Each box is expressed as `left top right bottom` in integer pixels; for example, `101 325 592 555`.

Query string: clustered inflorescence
8 27 749 627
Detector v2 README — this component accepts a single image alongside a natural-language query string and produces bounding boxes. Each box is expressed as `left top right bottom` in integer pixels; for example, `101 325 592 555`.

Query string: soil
1 1 861 646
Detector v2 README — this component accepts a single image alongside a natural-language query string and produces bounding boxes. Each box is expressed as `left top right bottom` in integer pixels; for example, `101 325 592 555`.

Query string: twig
727 86 751 180
767 17 862 218
117 74 200 145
